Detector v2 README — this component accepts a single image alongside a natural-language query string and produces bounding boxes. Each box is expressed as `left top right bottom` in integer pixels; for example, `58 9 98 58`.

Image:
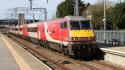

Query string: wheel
62 47 69 55
39 40 44 46
46 42 50 49
81 46 92 59
59 45 63 53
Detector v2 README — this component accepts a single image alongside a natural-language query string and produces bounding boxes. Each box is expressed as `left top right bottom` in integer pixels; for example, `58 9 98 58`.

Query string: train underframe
9 33 105 59
67 43 104 59
39 40 105 59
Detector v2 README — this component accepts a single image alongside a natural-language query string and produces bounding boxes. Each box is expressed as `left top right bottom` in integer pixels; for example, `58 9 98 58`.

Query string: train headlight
64 37 71 41
72 37 79 40
82 37 88 40
72 37 75 40
71 37 96 41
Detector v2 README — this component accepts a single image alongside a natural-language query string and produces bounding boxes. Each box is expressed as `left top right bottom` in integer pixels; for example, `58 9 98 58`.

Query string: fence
95 30 125 45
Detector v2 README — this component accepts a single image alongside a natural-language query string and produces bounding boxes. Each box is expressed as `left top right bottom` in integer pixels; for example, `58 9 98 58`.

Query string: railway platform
101 46 125 53
0 34 52 70
101 46 125 67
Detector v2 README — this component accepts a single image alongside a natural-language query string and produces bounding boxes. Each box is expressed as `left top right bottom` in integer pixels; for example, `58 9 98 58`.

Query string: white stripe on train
44 22 68 46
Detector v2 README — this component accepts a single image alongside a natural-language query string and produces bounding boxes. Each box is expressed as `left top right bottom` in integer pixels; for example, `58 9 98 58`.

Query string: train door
60 21 69 44
37 23 46 40
22 25 28 36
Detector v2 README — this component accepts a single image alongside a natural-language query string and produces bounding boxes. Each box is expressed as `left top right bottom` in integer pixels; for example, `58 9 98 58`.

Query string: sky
0 0 123 20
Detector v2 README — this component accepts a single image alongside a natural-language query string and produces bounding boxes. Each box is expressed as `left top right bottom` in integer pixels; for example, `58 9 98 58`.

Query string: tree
83 1 115 29
110 2 125 29
56 0 87 18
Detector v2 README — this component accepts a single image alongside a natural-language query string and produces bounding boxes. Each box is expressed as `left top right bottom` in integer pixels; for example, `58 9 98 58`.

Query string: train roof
10 16 89 28
48 16 89 22
64 16 89 21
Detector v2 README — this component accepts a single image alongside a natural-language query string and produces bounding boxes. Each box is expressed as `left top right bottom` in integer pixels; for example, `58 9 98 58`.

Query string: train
9 16 104 58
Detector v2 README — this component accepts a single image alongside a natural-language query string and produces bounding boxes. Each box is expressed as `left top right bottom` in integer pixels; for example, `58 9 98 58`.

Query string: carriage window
28 27 37 32
80 21 91 29
20 28 22 31
70 21 80 30
15 28 18 31
60 21 67 29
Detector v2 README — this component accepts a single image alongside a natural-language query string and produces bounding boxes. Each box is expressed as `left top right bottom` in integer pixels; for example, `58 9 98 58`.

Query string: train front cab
63 17 103 58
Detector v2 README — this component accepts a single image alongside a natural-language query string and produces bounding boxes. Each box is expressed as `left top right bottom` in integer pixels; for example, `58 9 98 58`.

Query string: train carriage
9 16 103 58
44 16 97 57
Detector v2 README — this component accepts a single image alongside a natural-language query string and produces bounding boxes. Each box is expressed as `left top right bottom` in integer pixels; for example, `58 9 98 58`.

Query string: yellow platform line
1 36 32 70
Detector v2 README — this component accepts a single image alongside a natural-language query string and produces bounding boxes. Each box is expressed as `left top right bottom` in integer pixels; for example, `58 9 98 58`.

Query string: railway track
7 34 125 70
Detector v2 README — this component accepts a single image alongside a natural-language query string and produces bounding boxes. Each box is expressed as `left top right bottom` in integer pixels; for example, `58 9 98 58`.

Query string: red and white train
9 16 102 58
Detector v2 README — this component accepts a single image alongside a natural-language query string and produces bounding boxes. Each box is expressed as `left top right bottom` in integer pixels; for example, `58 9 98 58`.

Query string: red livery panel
9 16 103 58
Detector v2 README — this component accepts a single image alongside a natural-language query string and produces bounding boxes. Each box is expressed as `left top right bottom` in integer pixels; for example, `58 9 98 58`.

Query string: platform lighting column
29 0 33 10
44 8 47 21
120 0 122 3
74 0 79 16
103 0 106 42
33 13 35 23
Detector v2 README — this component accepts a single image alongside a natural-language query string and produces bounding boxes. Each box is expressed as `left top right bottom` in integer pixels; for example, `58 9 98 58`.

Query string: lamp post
103 0 106 42
29 0 33 10
74 0 79 16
